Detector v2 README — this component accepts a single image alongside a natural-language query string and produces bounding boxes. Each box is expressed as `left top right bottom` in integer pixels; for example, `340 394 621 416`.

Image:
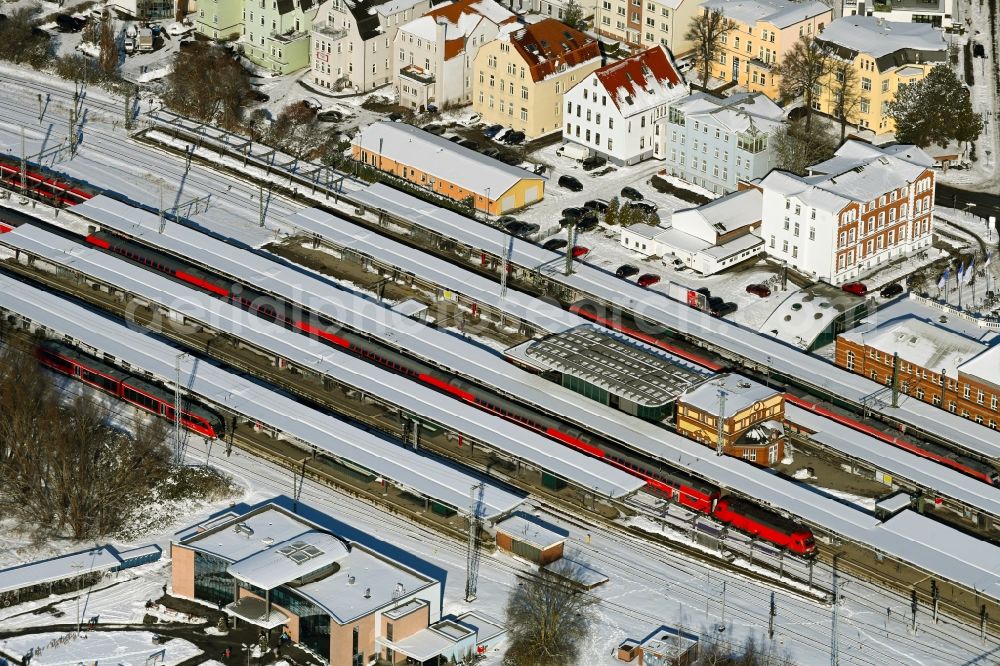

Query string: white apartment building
311 0 433 93
660 92 783 194
842 0 955 28
758 141 936 283
394 0 517 109
562 45 687 165
499 0 596 22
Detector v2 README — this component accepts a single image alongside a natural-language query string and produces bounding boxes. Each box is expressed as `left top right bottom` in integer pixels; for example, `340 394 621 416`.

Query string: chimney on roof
364 587 371 599
348 575 356 584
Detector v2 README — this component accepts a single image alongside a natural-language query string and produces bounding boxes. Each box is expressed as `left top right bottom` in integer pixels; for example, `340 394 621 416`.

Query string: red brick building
835 304 1000 430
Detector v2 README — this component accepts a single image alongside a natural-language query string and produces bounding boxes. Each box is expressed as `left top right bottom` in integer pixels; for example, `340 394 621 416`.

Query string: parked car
422 123 444 134
696 287 712 297
880 283 904 299
543 238 568 251
482 147 501 159
577 214 599 231
497 215 518 226
448 135 464 143
178 38 196 49
582 155 607 171
584 199 610 214
708 296 725 311
166 21 194 37
532 164 547 175
616 264 640 278
502 130 526 144
625 200 657 214
621 186 643 201
317 109 343 122
637 273 660 287
483 124 504 138
521 223 540 235
842 281 869 296
746 283 771 298
426 104 439 113
713 302 738 317
504 220 528 235
558 175 583 192
459 139 480 151
571 245 590 258
388 111 404 122
467 113 482 124
561 206 584 220
249 89 270 102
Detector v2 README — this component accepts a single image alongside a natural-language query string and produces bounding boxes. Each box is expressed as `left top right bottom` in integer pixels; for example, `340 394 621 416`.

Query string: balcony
272 28 309 44
313 23 348 39
399 64 435 85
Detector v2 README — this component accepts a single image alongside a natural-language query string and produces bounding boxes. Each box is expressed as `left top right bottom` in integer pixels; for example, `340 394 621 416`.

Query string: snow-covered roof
226 531 351 590
760 286 860 349
817 16 946 60
354 121 541 198
874 493 912 514
0 547 123 595
699 0 830 28
809 139 935 176
496 513 567 549
671 188 762 241
761 141 932 213
503 18 600 83
841 316 987 377
879 510 1000 601
399 0 514 57
47 200 639 499
958 345 1000 387
371 0 426 17
591 46 686 116
678 374 779 419
0 235 526 518
623 222 666 239
180 505 436 624
670 92 784 135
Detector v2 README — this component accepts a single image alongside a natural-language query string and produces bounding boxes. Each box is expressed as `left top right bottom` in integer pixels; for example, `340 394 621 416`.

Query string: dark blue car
483 124 504 138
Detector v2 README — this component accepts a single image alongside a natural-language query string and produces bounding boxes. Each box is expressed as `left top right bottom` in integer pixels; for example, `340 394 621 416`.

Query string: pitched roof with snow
592 46 686 116
400 0 516 59
673 188 763 238
354 121 542 198
816 16 946 68
699 0 830 29
504 18 601 83
670 91 784 134
958 345 1000 387
760 141 932 213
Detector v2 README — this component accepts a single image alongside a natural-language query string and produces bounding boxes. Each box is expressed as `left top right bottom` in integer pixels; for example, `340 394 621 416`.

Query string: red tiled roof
594 46 683 113
424 0 518 61
508 18 601 83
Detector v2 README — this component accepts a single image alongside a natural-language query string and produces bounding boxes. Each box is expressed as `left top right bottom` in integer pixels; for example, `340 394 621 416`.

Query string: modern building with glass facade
170 504 444 666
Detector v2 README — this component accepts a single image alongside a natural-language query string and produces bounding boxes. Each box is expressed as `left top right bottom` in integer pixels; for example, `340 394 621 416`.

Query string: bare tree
772 117 837 176
829 59 861 142
165 43 253 129
503 564 598 666
98 11 119 77
0 339 173 540
268 101 320 158
773 36 831 132
685 9 738 89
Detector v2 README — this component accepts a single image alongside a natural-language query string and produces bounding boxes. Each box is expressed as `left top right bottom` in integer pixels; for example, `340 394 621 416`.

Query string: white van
556 142 590 162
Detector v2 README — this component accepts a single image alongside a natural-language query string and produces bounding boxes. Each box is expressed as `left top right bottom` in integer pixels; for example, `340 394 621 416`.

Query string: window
809 227 815 241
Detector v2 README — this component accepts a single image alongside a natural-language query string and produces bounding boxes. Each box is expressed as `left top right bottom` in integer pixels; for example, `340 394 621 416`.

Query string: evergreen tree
888 64 983 150
563 0 585 29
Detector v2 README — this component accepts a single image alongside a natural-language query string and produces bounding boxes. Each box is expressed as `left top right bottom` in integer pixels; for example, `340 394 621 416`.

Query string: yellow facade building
813 16 947 134
352 121 545 214
699 0 831 99
472 19 602 139
675 374 786 466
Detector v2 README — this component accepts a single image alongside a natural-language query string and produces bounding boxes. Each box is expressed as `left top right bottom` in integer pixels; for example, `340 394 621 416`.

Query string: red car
746 283 771 298
571 245 590 258
637 273 660 287
841 281 868 296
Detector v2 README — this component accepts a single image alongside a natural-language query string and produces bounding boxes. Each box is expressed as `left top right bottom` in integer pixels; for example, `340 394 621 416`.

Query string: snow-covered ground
0 631 202 666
